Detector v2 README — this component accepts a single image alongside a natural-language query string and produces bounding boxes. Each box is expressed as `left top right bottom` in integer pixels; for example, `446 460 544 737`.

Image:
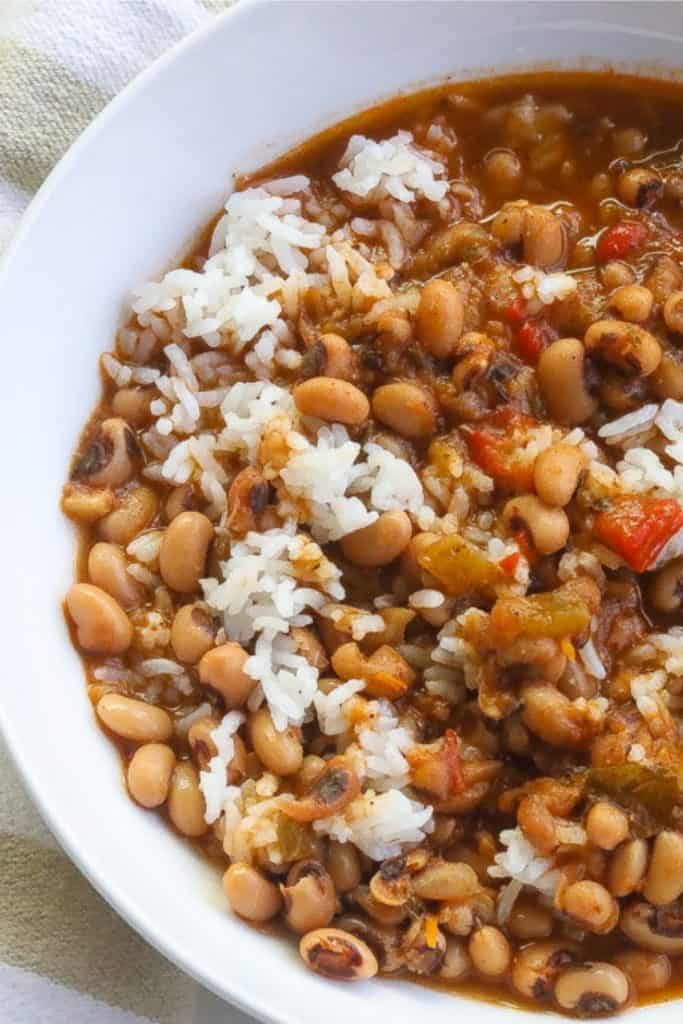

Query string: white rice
313 788 433 861
409 589 445 610
202 523 343 730
199 710 245 824
313 679 366 735
354 701 415 792
511 265 577 306
332 131 448 204
488 827 560 897
598 404 659 442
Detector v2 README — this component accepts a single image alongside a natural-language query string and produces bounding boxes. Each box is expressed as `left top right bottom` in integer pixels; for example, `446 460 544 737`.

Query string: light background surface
0 5 251 1020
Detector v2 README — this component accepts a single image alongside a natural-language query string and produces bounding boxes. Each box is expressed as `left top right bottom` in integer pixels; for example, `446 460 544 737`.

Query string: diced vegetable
595 220 647 262
418 534 503 596
593 495 683 573
407 729 464 801
491 589 591 642
275 812 315 861
502 297 528 325
589 764 683 830
514 319 555 365
498 550 521 576
511 527 537 567
464 407 539 492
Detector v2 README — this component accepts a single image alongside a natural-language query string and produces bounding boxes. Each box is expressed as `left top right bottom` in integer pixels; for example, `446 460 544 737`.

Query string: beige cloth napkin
0 3 253 1021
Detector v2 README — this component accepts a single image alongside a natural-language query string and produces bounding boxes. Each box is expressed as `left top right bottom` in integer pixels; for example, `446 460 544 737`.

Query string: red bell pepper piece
512 527 538 567
464 407 539 493
593 495 683 573
515 319 555 366
502 297 527 325
499 551 521 576
595 221 647 263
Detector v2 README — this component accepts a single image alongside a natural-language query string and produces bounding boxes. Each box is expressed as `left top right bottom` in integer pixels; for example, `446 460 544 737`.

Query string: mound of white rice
488 827 560 897
314 788 433 861
332 131 448 204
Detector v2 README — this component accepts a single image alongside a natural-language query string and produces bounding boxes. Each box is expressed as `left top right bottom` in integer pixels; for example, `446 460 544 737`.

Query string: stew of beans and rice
62 72 683 1014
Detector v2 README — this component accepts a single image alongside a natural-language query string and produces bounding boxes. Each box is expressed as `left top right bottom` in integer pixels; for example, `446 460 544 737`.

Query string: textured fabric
0 4 255 1022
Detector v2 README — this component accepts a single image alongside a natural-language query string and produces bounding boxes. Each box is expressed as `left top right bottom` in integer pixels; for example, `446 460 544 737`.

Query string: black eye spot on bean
72 436 113 479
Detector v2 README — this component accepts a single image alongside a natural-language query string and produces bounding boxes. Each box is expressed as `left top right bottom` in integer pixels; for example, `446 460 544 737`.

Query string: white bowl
2 2 683 1021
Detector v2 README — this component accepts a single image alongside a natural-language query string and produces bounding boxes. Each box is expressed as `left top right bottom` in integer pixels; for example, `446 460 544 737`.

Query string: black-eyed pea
644 830 683 905
521 683 590 750
297 754 327 791
609 284 654 323
187 716 219 771
648 557 683 613
327 842 361 894
665 170 683 202
111 387 154 427
412 861 479 902
503 495 569 555
227 467 270 535
301 333 355 381
416 279 464 359
377 309 413 358
439 938 471 981
71 418 140 488
159 511 214 593
401 916 447 975
170 603 216 664
607 838 648 897
167 761 207 837
87 542 145 609
652 352 683 401
537 339 597 425
61 483 115 523
299 927 378 981
620 901 683 954
199 642 254 708
290 627 329 671
372 382 439 440
512 940 580 1000
664 289 683 335
585 802 629 851
483 148 521 191
293 377 369 426
507 895 553 941
188 717 246 783
468 925 511 978
558 880 619 933
584 320 662 376
281 861 336 934
613 950 671 994
340 510 412 567
533 443 585 507
554 962 630 1016
98 485 159 545
613 128 647 157
522 205 565 269
164 484 198 522
127 743 176 808
617 167 663 209
66 583 133 654
600 261 635 291
223 862 282 922
249 706 303 776
96 693 172 742
646 255 683 306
